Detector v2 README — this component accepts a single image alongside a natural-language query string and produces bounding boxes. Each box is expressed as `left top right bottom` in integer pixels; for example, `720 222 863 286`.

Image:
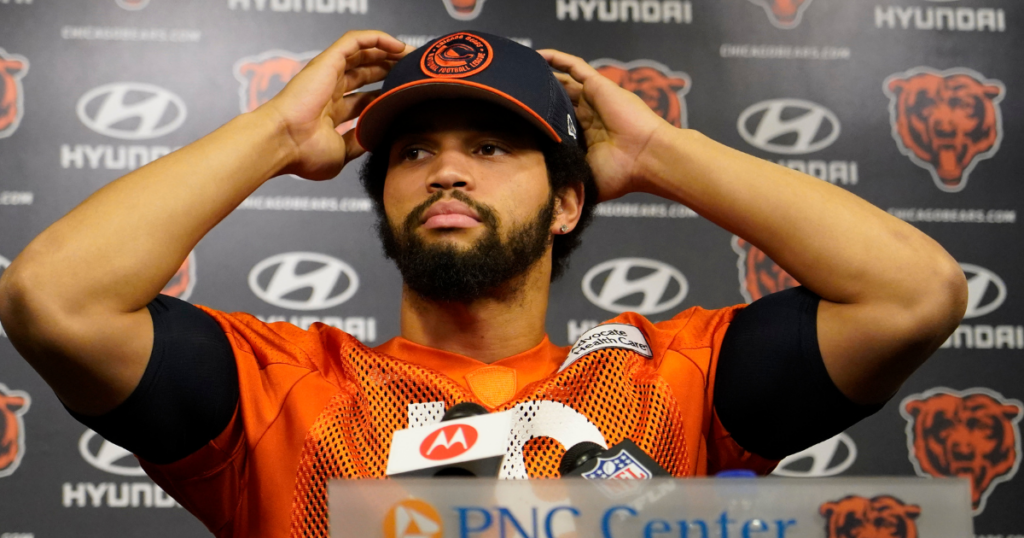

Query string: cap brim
356 79 562 152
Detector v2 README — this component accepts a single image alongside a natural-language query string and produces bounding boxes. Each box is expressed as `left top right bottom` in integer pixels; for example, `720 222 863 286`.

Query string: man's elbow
910 254 968 345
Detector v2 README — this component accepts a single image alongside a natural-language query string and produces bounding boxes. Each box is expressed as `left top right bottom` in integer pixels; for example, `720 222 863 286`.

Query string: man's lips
420 200 482 230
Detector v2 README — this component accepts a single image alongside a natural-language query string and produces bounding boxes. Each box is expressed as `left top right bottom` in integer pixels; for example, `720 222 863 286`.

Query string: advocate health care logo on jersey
884 66 1005 193
592 59 690 129
901 387 1023 514
0 382 31 478
0 47 29 139
737 97 858 186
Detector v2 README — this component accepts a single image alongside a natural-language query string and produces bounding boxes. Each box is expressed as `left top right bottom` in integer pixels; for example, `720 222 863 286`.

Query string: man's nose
427 150 474 192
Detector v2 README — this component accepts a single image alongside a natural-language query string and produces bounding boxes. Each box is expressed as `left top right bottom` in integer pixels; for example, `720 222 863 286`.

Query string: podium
329 477 972 537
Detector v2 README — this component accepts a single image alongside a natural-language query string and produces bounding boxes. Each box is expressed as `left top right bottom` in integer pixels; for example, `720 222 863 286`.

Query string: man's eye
479 144 508 156
403 148 427 161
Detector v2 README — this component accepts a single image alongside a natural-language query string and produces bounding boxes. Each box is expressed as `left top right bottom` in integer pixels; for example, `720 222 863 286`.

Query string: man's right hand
261 30 409 180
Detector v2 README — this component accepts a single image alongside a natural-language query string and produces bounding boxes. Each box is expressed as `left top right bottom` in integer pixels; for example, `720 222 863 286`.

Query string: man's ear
552 182 585 235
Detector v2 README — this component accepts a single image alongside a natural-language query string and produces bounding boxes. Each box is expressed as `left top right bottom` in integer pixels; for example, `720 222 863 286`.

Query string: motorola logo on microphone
78 429 146 476
249 252 359 311
772 433 857 477
420 424 478 460
582 258 688 315
76 82 187 140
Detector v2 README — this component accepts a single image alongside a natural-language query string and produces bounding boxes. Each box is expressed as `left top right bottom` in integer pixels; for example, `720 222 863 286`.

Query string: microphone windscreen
442 402 489 421
558 441 605 476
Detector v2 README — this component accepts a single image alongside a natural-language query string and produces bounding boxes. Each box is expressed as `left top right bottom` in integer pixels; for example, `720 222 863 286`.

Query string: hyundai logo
737 98 840 155
961 263 1006 319
79 429 146 477
582 258 688 315
772 433 857 477
248 252 359 311
76 82 186 140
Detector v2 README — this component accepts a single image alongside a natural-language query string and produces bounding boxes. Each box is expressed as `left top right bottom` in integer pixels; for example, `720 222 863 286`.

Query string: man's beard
378 190 555 303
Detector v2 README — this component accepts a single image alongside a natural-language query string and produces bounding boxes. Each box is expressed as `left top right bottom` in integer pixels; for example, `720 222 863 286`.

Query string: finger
538 49 602 86
330 90 380 126
332 61 391 103
313 30 407 73
553 72 583 105
343 129 367 164
344 48 394 69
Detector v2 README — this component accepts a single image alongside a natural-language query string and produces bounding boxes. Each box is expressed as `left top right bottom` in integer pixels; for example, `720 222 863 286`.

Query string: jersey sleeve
128 300 347 534
712 287 884 462
66 295 239 464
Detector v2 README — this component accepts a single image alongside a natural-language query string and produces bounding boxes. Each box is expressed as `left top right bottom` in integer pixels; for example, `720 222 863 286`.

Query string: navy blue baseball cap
356 31 585 152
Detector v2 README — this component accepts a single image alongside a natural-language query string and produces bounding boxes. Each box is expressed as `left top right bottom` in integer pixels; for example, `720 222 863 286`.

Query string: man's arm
542 50 967 405
0 30 407 415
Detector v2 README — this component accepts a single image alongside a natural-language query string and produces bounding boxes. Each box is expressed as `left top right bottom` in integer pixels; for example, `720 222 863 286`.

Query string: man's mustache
402 190 500 232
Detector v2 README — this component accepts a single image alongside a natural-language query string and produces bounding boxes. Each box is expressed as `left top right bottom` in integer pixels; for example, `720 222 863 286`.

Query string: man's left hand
539 49 677 202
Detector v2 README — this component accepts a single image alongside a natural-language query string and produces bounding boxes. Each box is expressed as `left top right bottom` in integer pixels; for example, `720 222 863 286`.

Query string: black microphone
385 402 510 478
559 438 669 478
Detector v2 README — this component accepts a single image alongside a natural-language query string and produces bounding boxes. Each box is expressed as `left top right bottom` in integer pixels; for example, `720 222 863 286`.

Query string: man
0 30 965 537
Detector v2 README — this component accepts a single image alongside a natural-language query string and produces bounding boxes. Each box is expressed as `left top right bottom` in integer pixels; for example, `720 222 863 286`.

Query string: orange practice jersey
140 304 778 538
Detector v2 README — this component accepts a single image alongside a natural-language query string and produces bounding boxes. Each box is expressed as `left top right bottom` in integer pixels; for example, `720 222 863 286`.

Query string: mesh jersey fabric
139 304 776 538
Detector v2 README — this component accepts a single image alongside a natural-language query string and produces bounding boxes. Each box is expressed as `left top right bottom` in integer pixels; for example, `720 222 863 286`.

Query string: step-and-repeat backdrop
0 0 1021 536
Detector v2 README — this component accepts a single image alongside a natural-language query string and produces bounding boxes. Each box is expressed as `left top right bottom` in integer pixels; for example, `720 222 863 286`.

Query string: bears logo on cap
420 32 493 79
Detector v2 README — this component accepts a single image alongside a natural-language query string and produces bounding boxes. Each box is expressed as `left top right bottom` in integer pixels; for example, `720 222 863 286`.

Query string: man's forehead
389 100 540 141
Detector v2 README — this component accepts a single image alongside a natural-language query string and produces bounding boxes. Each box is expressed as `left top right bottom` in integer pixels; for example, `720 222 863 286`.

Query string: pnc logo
384 498 443 538
582 258 688 315
441 0 487 20
420 424 478 460
737 98 840 155
961 263 1006 319
0 383 30 478
79 429 146 476
748 0 814 29
901 387 1022 514
772 433 856 477
248 252 359 311
0 48 29 139
884 67 1005 193
76 82 186 140
593 59 691 129
820 495 920 538
161 251 196 301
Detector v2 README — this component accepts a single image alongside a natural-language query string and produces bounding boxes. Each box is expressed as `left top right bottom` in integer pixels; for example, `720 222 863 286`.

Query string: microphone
559 438 669 478
385 402 512 478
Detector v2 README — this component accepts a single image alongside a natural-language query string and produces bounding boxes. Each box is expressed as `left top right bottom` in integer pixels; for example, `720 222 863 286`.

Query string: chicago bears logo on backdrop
442 0 487 20
901 387 1022 514
732 236 799 302
0 383 31 478
0 48 29 139
160 251 196 301
592 59 690 128
748 0 814 29
234 50 317 114
884 67 1005 193
819 495 920 538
